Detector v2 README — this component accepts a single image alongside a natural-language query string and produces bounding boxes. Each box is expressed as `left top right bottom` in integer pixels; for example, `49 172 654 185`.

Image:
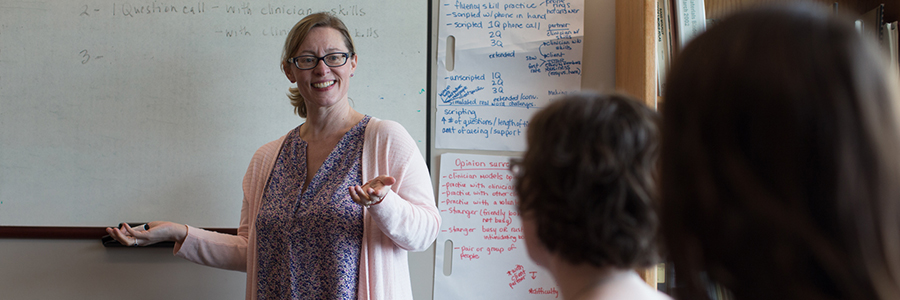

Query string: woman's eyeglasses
287 52 353 70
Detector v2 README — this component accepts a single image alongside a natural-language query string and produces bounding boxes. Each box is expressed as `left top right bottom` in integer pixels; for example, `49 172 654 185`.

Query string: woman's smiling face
284 26 357 111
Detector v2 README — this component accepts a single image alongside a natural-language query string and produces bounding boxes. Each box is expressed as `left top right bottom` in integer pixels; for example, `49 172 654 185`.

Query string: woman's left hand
350 175 396 207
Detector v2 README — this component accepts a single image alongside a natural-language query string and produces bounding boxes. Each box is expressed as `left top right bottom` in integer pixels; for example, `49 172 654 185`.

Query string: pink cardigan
173 118 441 300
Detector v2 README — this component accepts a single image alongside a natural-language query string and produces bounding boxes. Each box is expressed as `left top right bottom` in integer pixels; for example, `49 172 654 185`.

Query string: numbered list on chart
433 153 559 300
436 0 584 151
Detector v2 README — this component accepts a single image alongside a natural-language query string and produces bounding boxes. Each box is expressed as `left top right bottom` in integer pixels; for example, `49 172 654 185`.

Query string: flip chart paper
436 0 585 151
433 153 559 299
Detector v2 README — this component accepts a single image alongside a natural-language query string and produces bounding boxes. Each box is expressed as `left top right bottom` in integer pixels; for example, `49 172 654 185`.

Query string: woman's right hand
105 221 188 247
349 175 396 208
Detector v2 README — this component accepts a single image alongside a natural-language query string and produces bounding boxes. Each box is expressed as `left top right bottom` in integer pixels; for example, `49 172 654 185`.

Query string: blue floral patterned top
255 116 370 300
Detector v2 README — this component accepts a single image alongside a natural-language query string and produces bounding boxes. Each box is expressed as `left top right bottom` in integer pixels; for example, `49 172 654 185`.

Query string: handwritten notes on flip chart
433 153 558 299
435 0 584 151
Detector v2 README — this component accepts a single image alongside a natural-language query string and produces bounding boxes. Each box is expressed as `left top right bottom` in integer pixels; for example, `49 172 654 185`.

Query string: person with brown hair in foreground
513 93 670 300
660 4 900 300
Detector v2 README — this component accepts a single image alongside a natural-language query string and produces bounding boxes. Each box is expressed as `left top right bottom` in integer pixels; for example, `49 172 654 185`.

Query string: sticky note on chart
433 153 559 299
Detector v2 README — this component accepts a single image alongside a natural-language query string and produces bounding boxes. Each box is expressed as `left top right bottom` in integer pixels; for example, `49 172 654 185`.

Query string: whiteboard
0 0 428 227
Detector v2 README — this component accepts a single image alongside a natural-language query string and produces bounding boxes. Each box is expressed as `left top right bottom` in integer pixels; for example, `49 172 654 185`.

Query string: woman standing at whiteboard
512 93 670 300
106 12 440 300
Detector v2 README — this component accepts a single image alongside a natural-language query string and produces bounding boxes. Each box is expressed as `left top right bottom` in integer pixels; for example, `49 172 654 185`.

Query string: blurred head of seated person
659 3 900 300
513 93 670 300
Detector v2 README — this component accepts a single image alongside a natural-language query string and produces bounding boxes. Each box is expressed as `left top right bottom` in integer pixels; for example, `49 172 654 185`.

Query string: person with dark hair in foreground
513 93 670 300
660 4 900 300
